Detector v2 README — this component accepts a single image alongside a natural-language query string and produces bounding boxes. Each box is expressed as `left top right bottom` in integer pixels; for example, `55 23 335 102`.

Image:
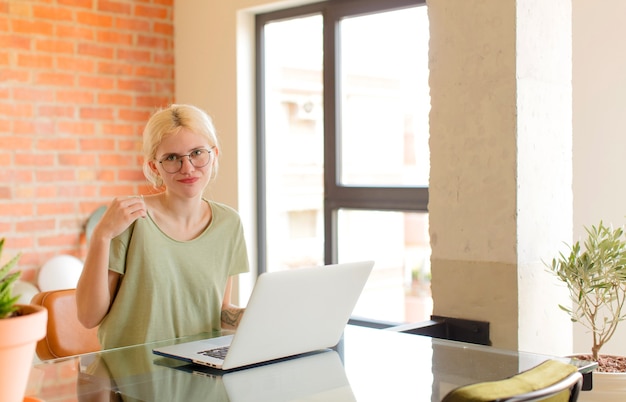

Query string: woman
76 104 249 349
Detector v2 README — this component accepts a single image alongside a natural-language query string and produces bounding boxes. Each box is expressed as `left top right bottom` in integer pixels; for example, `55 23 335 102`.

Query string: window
256 0 429 325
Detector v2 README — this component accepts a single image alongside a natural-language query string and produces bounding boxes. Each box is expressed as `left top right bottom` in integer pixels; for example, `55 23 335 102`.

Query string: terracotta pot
578 370 626 401
0 304 47 402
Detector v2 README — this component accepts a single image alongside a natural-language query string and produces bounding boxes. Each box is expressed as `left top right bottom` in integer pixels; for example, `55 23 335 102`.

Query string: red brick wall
0 0 174 283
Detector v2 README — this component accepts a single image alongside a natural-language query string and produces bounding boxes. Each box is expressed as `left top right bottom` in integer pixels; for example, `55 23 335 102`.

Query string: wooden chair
441 359 583 402
31 288 101 360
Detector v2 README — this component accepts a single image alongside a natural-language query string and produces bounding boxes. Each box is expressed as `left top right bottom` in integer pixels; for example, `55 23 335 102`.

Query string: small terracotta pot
0 304 47 402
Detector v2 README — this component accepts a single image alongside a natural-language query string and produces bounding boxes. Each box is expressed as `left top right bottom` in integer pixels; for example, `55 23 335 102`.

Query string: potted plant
548 222 626 401
0 238 47 402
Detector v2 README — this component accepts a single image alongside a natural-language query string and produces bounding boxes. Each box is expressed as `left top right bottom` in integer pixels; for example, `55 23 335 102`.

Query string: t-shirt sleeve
229 213 250 277
108 223 135 275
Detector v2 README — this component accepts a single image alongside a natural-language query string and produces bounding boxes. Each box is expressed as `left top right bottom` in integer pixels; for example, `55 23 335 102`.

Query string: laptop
152 260 374 370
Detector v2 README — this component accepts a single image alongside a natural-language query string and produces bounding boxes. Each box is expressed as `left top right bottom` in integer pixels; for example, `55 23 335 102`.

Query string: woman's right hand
94 196 147 241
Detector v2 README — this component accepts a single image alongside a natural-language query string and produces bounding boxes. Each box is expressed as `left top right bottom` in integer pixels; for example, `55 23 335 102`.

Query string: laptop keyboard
198 346 229 360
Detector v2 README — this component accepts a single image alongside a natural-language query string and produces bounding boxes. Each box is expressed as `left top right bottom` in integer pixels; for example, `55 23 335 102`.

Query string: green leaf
0 238 22 319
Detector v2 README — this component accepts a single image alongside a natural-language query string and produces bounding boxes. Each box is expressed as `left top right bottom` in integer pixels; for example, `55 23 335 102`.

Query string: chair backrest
31 288 101 360
441 359 583 402
501 371 582 402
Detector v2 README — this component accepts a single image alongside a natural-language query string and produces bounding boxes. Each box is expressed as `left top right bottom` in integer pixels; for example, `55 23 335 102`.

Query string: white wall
573 0 626 356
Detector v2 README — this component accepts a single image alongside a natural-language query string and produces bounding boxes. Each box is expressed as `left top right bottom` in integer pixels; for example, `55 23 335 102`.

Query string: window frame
255 0 428 273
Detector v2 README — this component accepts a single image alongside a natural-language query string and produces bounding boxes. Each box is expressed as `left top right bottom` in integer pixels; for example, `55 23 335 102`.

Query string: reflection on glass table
26 325 596 402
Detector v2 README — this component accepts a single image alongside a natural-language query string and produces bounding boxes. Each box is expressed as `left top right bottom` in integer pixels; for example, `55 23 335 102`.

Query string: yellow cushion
442 359 578 402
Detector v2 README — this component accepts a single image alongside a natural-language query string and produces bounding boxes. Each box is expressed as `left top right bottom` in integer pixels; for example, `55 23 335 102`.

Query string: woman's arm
76 196 145 328
221 277 245 329
76 235 120 329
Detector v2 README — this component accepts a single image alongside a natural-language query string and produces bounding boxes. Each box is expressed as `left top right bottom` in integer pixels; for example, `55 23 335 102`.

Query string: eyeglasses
158 148 213 173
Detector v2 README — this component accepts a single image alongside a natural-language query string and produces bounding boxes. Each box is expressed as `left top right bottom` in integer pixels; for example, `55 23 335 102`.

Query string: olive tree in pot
0 239 47 402
548 222 626 401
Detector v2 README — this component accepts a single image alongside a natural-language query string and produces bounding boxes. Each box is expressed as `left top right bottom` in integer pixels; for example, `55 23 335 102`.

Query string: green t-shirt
98 200 249 349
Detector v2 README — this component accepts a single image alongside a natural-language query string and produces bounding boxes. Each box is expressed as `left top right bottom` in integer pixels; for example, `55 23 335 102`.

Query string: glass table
26 324 596 401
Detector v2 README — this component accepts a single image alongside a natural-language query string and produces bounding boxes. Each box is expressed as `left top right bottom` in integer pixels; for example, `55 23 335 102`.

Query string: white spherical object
12 280 40 304
38 255 84 291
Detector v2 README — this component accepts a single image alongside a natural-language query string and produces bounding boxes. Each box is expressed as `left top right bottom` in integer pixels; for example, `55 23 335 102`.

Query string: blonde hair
142 104 220 188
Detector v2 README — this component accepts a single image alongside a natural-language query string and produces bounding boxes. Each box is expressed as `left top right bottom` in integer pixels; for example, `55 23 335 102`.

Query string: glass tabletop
26 324 596 402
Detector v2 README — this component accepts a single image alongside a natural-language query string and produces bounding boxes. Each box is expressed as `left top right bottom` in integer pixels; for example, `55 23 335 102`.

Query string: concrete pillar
428 0 573 354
